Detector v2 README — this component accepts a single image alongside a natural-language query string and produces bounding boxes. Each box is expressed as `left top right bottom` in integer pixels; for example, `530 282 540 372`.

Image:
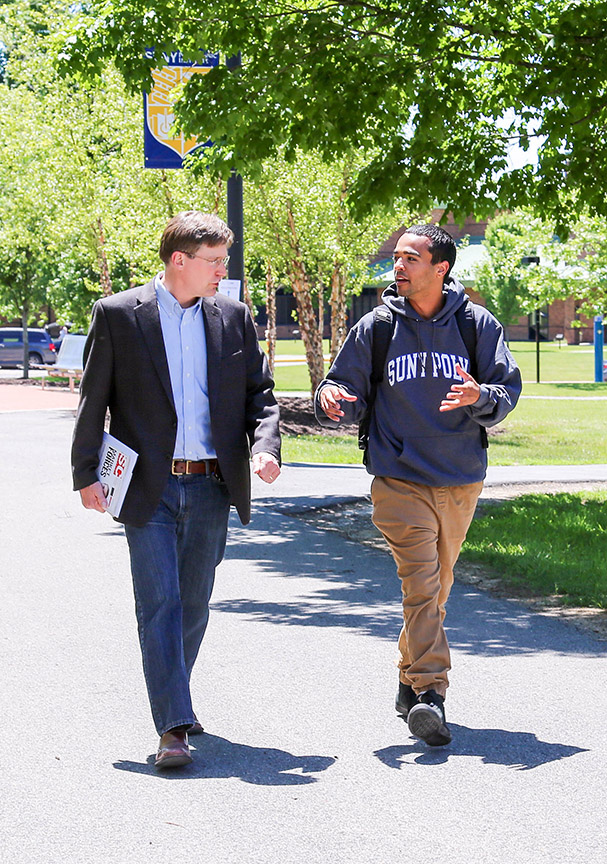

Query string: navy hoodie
315 276 522 487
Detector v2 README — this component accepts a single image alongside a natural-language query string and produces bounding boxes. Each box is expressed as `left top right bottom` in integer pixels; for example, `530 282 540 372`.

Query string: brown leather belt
171 459 220 477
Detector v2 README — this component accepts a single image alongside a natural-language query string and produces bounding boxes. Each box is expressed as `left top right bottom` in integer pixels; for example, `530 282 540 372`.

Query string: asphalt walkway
2 398 606 863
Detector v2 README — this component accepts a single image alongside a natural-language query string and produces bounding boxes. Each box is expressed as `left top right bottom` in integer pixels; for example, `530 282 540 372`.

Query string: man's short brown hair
159 211 234 264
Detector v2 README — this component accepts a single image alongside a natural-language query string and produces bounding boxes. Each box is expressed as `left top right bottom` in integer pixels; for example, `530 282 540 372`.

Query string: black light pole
522 255 541 383
534 306 541 383
226 52 244 298
226 170 244 290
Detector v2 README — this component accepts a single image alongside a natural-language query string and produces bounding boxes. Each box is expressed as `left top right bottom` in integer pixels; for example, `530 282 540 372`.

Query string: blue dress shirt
155 274 216 459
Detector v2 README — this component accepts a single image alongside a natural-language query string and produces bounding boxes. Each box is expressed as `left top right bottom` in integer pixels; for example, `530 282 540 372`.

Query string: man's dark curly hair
405 224 457 277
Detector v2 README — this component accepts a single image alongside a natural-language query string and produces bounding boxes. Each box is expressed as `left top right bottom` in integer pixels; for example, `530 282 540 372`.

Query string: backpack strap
358 306 393 459
455 301 488 449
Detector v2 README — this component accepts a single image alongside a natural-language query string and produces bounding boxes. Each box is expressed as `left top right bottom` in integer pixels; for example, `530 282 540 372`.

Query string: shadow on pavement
219 508 607 659
113 733 335 783
374 724 588 771
254 494 369 515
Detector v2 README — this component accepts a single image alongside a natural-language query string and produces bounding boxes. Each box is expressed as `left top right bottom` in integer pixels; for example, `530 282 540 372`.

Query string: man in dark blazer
72 211 281 769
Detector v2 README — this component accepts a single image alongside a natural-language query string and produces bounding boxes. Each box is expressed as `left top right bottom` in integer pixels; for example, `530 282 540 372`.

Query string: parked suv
0 328 57 366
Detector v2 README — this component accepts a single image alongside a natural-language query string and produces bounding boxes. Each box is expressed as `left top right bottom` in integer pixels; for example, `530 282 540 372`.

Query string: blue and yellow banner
143 51 218 169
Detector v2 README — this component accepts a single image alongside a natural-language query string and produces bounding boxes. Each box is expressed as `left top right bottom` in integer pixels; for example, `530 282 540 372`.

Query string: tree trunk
329 170 350 364
318 278 324 334
242 276 255 319
159 169 176 217
265 259 277 375
213 177 223 214
288 269 325 393
285 205 325 393
97 218 113 297
329 264 348 364
317 279 326 376
258 187 324 391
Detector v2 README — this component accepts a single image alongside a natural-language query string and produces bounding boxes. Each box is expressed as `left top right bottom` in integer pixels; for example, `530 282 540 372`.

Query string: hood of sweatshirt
315 269 521 486
381 274 468 324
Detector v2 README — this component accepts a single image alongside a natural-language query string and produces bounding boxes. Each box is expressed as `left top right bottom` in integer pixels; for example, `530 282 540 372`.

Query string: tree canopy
60 0 607 232
0 0 221 333
243 146 410 390
476 208 607 342
474 212 556 332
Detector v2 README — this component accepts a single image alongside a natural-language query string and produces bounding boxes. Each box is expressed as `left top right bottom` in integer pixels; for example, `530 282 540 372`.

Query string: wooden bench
41 334 87 393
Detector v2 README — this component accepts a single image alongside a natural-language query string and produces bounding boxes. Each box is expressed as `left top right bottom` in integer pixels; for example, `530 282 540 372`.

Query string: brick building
255 208 594 343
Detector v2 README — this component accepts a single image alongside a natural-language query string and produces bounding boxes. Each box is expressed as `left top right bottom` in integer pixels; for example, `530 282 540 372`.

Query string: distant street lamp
522 255 541 383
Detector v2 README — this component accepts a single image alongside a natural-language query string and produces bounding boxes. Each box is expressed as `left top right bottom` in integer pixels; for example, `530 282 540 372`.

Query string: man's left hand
253 452 281 484
439 364 481 412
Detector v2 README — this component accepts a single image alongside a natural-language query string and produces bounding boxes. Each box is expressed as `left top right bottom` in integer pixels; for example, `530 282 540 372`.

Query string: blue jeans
124 473 231 735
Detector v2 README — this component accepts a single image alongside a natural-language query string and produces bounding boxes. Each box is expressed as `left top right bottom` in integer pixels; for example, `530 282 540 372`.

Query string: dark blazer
71 279 280 527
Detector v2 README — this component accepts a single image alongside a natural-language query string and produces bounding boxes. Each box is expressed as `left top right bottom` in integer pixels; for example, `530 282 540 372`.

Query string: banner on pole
143 51 218 169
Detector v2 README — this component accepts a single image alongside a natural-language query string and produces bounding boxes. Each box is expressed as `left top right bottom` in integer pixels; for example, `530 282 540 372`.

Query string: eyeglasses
179 251 230 267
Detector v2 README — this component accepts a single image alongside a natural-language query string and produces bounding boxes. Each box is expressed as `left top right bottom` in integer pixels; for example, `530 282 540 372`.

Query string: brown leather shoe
155 728 192 770
189 719 204 735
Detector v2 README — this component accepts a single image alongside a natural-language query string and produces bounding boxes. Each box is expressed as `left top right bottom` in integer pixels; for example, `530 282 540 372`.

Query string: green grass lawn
281 390 607 465
461 491 607 608
488 397 607 464
275 337 607 465
271 339 331 357
272 339 604 392
273 363 325 393
276 338 607 610
282 434 361 464
520 382 607 396
509 341 599 382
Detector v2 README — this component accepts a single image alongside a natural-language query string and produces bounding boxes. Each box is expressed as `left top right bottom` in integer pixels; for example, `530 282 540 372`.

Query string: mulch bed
277 396 359 437
276 395 504 439
0 376 46 385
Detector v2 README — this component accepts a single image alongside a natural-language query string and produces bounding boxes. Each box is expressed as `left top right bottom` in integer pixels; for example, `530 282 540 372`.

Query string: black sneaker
395 682 416 719
407 690 452 746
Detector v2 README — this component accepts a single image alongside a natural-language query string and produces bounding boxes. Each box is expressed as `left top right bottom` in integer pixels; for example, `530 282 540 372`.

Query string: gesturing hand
319 384 358 422
439 364 481 412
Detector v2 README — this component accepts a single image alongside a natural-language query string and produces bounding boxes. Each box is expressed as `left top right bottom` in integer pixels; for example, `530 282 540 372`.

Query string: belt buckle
172 460 186 476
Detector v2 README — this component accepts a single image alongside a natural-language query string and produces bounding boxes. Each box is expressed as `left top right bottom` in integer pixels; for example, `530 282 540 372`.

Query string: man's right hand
319 384 358 422
79 481 109 513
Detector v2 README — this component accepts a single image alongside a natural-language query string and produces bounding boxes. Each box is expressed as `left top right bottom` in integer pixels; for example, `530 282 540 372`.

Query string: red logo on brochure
114 453 127 477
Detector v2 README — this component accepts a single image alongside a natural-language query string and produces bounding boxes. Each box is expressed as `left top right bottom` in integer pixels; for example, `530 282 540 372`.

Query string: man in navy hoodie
315 224 521 746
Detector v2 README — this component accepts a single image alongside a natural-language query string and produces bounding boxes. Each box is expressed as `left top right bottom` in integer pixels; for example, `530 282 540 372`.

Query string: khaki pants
372 476 483 697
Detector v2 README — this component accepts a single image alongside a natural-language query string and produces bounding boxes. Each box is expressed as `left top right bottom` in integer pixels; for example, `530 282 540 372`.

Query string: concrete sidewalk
2 408 607 864
252 461 607 514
